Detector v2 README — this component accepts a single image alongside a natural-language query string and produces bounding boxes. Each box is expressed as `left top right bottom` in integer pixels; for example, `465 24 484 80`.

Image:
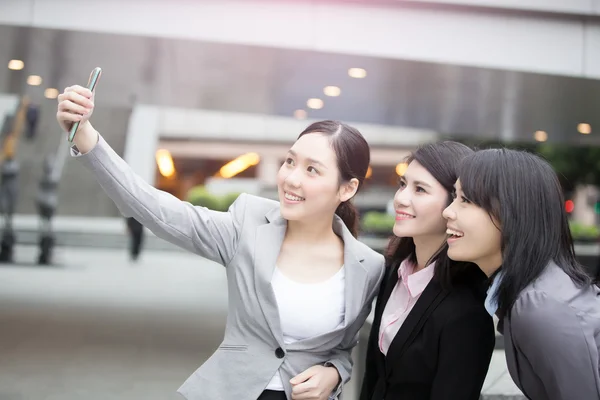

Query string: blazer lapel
252 211 369 350
253 207 287 347
385 279 449 375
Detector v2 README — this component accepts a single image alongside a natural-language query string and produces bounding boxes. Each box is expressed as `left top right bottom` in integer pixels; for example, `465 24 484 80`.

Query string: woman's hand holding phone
56 68 102 154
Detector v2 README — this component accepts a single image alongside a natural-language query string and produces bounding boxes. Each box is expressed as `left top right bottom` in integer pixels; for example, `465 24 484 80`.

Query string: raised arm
56 85 247 266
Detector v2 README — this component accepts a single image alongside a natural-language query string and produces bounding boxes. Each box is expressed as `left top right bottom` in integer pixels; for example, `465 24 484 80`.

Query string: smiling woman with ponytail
56 82 383 400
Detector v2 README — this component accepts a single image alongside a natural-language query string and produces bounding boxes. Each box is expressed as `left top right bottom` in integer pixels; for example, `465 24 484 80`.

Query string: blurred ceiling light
577 123 591 135
323 86 341 97
219 153 260 179
155 149 176 178
396 162 408 176
307 98 324 110
8 60 24 70
44 88 59 99
534 130 548 142
366 166 372 179
348 68 367 79
294 109 307 119
27 75 42 86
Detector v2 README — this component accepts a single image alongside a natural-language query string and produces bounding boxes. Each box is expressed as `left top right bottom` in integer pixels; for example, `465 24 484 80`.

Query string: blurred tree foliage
454 138 600 194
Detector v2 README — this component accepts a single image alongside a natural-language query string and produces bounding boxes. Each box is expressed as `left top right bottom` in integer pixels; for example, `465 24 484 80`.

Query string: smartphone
68 67 102 143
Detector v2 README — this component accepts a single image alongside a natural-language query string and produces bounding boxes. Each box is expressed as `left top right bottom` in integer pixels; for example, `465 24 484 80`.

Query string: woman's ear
339 178 359 202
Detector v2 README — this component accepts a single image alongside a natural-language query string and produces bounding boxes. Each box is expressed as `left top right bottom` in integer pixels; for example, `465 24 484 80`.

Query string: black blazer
360 263 495 400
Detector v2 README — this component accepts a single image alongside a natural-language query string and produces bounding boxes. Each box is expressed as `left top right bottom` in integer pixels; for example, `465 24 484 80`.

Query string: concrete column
123 104 160 185
257 155 280 187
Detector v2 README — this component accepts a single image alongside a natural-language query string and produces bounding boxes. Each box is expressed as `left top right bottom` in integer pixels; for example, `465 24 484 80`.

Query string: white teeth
446 229 464 237
285 192 305 201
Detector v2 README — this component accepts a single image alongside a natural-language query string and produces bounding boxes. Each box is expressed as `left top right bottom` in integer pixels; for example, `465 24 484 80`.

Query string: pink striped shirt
378 258 435 355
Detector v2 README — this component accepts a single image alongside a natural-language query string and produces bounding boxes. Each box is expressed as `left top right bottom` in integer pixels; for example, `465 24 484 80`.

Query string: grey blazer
498 262 600 400
73 135 386 400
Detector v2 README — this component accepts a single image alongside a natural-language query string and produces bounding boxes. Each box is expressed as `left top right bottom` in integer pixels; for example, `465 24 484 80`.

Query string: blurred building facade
0 0 599 219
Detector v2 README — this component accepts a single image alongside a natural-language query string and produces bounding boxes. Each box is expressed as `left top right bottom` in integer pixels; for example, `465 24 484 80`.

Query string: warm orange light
534 130 548 142
8 60 24 70
348 68 367 78
307 98 324 110
155 149 176 178
366 166 372 179
44 88 59 99
27 75 42 86
395 162 408 176
578 123 591 135
323 86 341 97
219 153 260 178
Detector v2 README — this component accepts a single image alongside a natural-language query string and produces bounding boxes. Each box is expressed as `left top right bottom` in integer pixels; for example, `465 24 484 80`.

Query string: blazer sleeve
73 134 247 266
325 256 386 399
430 306 495 400
510 290 600 400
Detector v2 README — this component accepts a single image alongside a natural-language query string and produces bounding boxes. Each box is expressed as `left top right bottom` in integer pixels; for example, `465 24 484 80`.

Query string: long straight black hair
386 141 484 290
459 148 592 319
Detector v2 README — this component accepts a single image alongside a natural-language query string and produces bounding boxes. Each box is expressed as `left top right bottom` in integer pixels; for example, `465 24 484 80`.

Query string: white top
266 266 346 391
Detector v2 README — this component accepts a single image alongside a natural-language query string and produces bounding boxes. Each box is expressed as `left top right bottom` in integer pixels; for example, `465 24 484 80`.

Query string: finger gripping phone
68 67 102 143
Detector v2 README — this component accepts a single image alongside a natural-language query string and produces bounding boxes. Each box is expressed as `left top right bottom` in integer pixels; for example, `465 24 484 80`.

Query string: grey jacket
499 262 600 400
73 135 385 400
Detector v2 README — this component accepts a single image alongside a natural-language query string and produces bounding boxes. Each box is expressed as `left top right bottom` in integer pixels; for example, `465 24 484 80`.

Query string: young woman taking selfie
56 84 385 400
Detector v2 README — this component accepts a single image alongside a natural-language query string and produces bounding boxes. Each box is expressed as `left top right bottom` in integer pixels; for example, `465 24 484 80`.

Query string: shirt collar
484 270 504 317
399 258 436 298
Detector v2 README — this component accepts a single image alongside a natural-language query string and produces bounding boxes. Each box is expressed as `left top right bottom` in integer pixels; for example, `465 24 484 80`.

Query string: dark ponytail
297 120 370 239
335 201 359 238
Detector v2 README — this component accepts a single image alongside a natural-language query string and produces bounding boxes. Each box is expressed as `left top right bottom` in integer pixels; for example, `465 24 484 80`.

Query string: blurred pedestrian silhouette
126 217 144 261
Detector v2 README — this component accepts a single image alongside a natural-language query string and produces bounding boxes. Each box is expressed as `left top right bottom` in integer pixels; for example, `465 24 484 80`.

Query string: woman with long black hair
443 148 600 400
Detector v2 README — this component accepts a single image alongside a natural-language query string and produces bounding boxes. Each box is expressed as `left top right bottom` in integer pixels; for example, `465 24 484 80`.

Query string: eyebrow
401 176 432 188
288 149 328 169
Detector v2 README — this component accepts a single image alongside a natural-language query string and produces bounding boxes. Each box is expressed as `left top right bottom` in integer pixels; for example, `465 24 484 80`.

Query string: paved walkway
0 245 523 399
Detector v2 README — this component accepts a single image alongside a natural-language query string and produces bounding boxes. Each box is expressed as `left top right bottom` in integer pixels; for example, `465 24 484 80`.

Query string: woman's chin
393 225 415 238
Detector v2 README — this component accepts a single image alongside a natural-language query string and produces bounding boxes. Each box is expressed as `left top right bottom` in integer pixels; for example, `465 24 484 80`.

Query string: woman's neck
478 261 502 278
286 217 337 244
412 234 447 272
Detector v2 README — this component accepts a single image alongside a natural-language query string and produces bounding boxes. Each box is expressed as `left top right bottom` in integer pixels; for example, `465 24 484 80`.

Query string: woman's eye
460 196 471 204
416 186 426 193
307 166 319 175
285 158 294 166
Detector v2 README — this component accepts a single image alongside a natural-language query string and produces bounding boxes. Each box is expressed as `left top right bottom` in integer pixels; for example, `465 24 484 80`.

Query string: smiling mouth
396 212 415 220
446 228 464 239
284 191 305 202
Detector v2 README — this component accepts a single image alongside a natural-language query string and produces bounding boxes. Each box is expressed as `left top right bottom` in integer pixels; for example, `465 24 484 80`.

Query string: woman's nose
284 168 302 187
442 203 455 220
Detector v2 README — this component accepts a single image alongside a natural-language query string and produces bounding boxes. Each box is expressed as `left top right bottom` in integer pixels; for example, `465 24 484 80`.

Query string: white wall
1 0 600 78
156 107 439 147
